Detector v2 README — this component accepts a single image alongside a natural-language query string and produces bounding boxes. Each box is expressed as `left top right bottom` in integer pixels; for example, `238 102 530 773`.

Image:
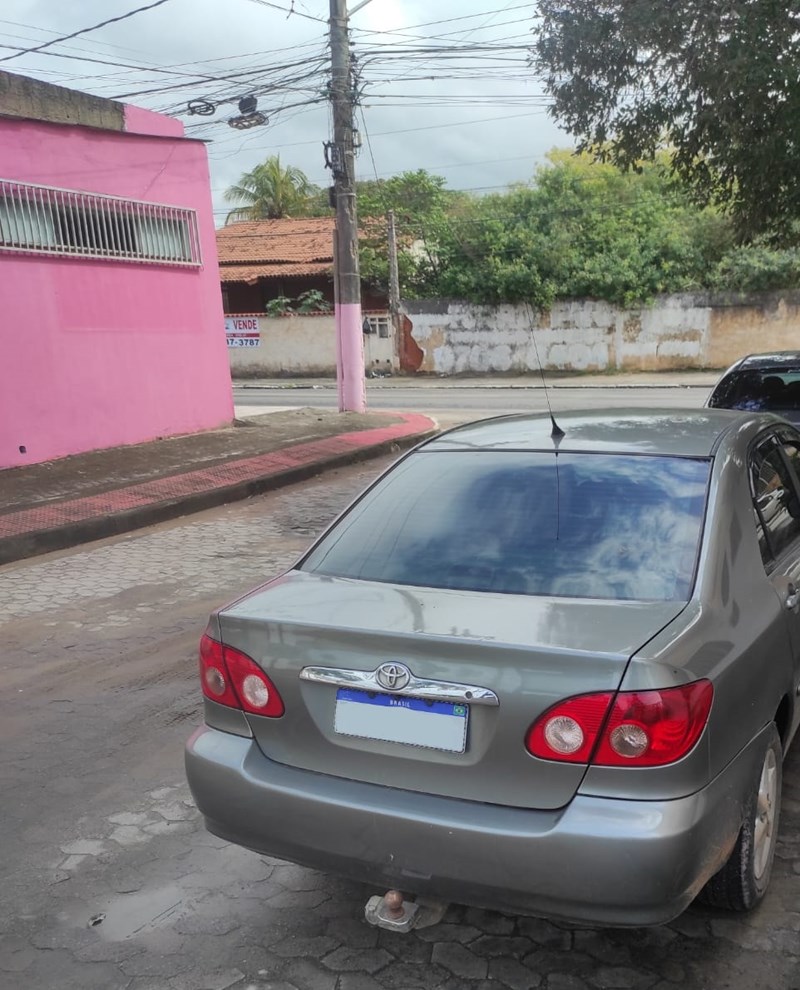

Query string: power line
350 16 535 49
0 33 330 86
0 17 173 64
360 107 379 182
367 0 522 90
243 0 328 23
109 55 328 100
350 4 537 38
0 0 175 64
207 109 546 160
0 46 328 101
0 40 214 78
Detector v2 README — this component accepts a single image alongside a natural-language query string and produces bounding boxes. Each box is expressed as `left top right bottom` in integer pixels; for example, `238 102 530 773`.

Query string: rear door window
709 368 800 412
751 435 800 565
778 430 800 483
302 452 710 602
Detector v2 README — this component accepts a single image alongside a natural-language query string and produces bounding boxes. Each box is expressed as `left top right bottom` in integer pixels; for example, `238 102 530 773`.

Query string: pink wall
123 103 185 138
0 113 233 469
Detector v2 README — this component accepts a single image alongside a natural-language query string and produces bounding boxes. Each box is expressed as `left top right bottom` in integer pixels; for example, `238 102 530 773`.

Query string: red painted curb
0 413 437 564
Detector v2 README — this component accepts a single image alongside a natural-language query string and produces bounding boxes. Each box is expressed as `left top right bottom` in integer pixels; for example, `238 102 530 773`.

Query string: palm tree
224 156 315 223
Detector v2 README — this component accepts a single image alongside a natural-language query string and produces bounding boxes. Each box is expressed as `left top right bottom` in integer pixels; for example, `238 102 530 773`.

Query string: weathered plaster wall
705 294 800 368
228 314 337 376
227 313 395 376
405 293 800 374
0 113 232 468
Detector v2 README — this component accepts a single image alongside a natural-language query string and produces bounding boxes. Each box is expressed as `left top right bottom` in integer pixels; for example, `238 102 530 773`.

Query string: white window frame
365 314 390 338
0 178 202 266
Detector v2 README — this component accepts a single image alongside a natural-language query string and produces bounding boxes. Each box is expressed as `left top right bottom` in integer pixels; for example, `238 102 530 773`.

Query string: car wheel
699 725 782 911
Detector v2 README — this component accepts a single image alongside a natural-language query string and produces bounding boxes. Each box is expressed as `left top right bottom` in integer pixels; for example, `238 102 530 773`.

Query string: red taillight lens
525 680 713 767
593 681 713 767
199 635 239 708
525 692 614 764
198 634 284 718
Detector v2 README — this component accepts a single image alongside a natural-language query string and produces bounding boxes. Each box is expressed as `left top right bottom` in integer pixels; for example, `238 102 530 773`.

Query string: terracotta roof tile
216 217 335 266
220 261 332 284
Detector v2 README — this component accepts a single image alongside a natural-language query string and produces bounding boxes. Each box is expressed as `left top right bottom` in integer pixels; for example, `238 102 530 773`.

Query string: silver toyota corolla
186 409 799 926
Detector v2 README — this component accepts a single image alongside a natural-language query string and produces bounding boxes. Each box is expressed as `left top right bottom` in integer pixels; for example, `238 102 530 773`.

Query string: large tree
355 170 466 295
224 156 316 222
533 0 800 243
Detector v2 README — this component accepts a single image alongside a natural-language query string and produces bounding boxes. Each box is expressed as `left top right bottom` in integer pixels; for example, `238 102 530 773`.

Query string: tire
698 724 782 911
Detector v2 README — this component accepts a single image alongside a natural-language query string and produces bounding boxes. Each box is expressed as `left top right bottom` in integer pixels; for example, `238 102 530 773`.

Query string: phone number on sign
227 338 260 347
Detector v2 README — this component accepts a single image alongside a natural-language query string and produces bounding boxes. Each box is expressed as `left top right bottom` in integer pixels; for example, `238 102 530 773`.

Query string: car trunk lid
218 570 686 810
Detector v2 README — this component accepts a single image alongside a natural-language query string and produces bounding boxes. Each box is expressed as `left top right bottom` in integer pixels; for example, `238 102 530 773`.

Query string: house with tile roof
216 217 396 376
216 216 386 314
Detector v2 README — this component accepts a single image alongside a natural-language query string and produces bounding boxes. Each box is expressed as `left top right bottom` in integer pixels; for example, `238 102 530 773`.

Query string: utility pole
387 209 402 369
329 0 365 413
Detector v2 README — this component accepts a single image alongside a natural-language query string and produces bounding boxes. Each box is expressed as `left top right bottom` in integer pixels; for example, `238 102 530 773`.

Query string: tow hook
364 889 448 933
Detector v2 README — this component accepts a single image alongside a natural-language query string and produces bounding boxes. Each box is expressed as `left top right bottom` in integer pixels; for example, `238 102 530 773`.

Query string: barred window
0 178 201 266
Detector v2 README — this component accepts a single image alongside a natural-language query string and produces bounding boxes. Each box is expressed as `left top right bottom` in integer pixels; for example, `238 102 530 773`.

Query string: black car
707 352 800 423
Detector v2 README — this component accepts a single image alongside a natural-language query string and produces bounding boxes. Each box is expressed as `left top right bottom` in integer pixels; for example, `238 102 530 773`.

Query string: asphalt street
233 384 714 427
2 387 799 990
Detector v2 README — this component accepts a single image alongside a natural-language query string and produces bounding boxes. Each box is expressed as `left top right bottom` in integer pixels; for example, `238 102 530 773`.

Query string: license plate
334 689 468 753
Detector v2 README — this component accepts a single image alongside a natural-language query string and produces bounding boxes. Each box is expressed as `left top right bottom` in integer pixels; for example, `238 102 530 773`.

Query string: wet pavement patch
93 885 186 940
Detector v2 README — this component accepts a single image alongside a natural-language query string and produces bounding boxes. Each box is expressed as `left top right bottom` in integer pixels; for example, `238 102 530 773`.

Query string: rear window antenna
525 302 564 442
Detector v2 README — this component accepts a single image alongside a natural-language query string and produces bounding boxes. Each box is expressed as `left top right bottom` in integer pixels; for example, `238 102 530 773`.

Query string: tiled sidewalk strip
0 413 436 565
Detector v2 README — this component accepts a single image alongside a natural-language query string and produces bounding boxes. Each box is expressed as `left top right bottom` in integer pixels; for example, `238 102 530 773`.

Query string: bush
425 153 735 307
265 296 293 316
295 289 331 313
711 246 800 293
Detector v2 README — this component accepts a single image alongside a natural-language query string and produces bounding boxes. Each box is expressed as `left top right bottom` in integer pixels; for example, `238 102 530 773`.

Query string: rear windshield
708 368 800 412
302 451 710 601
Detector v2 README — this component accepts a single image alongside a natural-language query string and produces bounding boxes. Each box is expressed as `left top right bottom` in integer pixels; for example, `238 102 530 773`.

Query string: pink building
0 71 233 469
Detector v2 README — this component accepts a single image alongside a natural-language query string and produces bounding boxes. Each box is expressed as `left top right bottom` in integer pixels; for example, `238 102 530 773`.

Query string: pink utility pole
329 0 366 413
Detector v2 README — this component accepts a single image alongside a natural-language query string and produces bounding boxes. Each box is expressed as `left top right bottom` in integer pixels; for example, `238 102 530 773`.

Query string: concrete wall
0 69 125 130
0 111 233 468
227 313 395 376
404 293 800 374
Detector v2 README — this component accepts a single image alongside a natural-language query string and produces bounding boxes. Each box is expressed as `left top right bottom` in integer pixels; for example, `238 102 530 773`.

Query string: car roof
425 408 777 457
736 351 800 370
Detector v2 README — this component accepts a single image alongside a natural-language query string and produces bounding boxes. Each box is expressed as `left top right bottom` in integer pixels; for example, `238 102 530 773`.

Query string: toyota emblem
375 662 412 692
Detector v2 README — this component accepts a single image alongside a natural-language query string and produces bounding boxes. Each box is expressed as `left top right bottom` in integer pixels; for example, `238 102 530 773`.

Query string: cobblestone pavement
1 456 799 990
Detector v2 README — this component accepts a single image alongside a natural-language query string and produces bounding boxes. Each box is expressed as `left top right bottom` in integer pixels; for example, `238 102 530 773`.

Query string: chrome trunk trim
299 665 500 706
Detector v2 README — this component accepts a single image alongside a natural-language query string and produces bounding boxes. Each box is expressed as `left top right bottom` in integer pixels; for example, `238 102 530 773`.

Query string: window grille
0 178 201 266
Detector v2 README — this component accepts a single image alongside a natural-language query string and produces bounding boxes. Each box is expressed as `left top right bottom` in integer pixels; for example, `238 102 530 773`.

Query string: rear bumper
185 725 761 927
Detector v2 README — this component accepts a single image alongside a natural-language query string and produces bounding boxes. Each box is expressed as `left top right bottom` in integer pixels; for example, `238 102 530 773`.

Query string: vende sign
225 316 261 348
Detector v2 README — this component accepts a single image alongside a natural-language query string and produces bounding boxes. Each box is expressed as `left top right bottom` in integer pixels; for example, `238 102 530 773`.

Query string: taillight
198 634 284 717
525 680 713 767
525 692 614 764
199 635 239 709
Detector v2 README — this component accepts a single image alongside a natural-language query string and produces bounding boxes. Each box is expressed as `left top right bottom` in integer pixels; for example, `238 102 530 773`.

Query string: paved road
233 383 713 425
2 440 799 988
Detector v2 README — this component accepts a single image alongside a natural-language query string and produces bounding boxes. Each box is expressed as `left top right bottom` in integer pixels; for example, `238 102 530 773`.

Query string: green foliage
264 291 332 316
295 289 332 313
425 152 733 307
357 170 455 222
224 156 319 222
264 296 293 317
347 154 800 307
533 0 800 244
711 246 800 294
356 170 465 297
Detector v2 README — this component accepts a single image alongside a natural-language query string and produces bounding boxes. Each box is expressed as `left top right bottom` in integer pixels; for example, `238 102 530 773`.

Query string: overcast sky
0 0 573 221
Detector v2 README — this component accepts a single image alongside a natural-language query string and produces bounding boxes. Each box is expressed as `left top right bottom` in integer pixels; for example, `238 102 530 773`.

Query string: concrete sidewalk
0 408 437 566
